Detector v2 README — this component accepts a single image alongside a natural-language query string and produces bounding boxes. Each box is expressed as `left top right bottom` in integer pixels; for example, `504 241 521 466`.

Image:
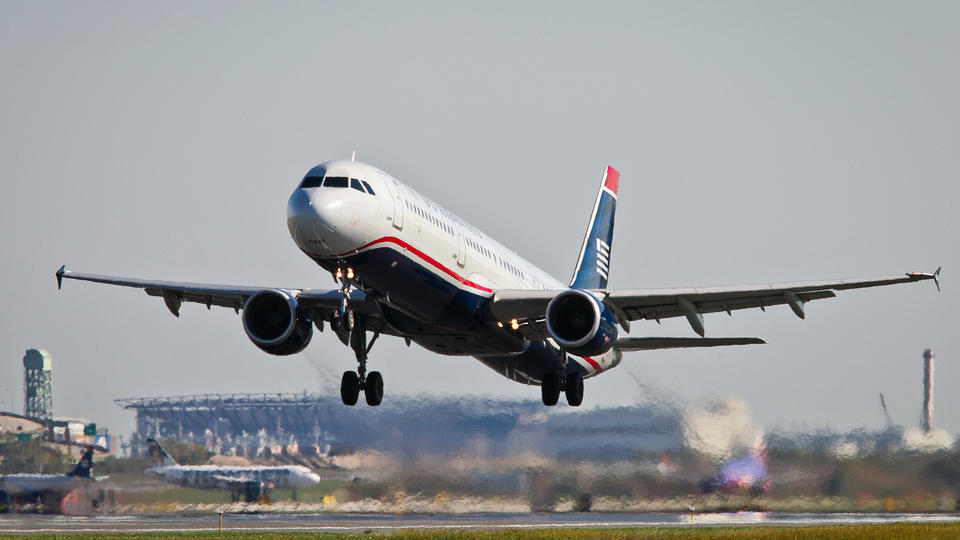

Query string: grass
2 523 960 539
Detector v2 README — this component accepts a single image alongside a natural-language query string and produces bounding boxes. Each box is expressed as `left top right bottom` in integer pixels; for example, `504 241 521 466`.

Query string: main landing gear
541 371 584 407
334 265 384 407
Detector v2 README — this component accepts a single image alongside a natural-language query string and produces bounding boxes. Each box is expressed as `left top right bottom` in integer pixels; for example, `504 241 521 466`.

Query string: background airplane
145 439 320 503
700 432 770 496
0 447 100 513
57 161 939 408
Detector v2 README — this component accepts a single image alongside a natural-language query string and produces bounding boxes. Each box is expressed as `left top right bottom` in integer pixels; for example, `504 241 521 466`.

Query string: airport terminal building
117 393 683 460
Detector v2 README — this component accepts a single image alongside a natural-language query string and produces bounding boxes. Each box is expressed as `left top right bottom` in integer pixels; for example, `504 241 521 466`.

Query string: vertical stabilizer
570 166 619 289
67 447 94 478
147 438 179 467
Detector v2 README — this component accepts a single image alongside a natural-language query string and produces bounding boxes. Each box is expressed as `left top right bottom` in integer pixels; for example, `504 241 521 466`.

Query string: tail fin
66 447 94 478
146 438 178 467
570 165 619 289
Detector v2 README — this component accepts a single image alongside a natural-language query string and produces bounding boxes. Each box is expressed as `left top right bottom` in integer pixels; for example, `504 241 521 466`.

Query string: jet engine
545 289 618 356
241 290 313 355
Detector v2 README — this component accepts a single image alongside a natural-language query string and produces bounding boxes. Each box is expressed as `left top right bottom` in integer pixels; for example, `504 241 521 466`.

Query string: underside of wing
212 474 256 485
489 268 939 336
615 336 765 351
55 266 380 321
604 270 939 335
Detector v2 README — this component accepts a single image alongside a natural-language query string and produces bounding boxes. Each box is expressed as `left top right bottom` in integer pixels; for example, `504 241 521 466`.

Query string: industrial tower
23 349 52 422
921 349 934 434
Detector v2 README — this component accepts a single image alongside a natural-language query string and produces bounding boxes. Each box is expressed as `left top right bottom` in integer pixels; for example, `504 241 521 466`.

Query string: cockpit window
301 173 375 195
300 176 324 188
323 176 349 188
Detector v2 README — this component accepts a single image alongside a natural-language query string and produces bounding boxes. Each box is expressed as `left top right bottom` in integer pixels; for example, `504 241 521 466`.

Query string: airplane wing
491 268 940 336
615 337 765 351
211 474 257 485
55 266 380 319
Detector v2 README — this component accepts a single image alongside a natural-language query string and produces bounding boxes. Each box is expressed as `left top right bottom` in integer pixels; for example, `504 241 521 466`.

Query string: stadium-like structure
116 393 683 459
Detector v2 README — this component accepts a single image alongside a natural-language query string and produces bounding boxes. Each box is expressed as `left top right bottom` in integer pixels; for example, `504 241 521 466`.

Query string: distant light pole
0 388 11 411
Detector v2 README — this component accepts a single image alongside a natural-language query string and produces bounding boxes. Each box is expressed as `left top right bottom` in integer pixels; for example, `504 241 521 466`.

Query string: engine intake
241 290 313 355
545 289 618 357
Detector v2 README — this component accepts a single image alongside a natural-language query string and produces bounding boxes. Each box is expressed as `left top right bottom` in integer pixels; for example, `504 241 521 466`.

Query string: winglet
56 265 66 290
906 266 942 292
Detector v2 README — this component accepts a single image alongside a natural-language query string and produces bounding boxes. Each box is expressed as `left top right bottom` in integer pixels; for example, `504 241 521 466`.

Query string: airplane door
378 172 404 230
456 226 466 267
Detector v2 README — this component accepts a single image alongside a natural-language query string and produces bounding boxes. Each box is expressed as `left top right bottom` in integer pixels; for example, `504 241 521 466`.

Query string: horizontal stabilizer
615 336 765 352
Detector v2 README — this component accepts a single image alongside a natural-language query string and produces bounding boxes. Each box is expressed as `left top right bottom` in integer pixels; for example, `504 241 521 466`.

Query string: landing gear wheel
364 371 384 406
541 372 561 406
564 372 584 406
341 371 360 406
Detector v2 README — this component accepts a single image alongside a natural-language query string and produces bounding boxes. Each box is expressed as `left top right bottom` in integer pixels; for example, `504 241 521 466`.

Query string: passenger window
323 176 349 188
300 176 324 188
350 178 364 192
361 180 376 195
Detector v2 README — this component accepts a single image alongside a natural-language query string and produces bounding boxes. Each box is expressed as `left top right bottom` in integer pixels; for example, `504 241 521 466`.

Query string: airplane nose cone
287 189 344 232
287 188 350 255
286 189 314 234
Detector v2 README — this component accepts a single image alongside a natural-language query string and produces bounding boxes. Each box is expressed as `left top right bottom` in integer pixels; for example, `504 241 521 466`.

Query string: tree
0 440 68 474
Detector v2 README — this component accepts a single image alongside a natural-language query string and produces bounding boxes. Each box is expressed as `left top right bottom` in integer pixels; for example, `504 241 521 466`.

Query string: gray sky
1 1 957 444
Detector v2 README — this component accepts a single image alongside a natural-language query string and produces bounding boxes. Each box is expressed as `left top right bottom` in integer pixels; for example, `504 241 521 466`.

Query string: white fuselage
147 464 320 490
286 160 619 379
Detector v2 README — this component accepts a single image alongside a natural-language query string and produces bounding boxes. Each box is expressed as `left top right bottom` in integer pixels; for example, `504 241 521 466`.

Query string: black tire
541 372 560 406
565 372 584 406
341 371 360 406
365 371 384 406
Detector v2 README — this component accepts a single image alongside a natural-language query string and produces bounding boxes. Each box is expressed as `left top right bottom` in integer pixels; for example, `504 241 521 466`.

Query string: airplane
145 439 321 502
56 159 941 407
0 447 100 513
700 433 769 496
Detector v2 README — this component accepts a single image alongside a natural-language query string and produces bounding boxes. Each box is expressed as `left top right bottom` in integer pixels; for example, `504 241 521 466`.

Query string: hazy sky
1 1 957 444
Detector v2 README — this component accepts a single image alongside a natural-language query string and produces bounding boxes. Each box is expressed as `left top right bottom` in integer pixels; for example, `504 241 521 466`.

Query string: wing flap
60 269 269 302
621 290 836 321
615 336 765 352
487 270 937 333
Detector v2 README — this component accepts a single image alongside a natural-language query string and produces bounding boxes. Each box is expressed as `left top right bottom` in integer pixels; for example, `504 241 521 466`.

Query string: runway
1 512 959 533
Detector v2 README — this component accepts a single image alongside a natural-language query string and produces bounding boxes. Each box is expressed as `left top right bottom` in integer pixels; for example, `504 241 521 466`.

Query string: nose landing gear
334 265 385 407
339 310 384 406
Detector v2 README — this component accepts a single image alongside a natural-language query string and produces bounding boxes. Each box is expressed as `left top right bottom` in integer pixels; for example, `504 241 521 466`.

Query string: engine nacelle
545 289 618 357
241 290 313 355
